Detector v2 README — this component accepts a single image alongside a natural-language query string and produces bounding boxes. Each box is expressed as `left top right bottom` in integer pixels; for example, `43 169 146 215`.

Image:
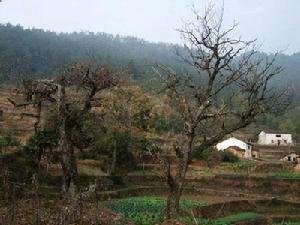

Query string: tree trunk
57 80 77 198
164 151 190 219
110 138 117 176
166 181 182 219
60 147 78 197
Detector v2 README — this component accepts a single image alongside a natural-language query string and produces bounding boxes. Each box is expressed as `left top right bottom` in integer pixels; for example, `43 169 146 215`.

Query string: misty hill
0 23 189 83
0 23 299 92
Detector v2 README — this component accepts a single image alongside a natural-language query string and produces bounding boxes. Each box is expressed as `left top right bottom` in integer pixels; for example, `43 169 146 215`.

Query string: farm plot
104 196 205 225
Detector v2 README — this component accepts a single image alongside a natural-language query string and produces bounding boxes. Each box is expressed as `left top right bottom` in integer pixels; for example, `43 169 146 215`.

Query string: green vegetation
0 23 300 138
221 151 240 163
214 212 263 224
272 172 300 179
193 147 214 160
105 196 205 225
274 223 300 225
0 24 190 84
0 135 19 149
23 129 58 156
182 212 263 225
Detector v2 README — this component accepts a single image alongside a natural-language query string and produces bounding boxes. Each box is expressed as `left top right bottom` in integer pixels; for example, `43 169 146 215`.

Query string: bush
79 150 98 160
22 129 59 168
80 130 137 172
193 148 213 160
148 114 184 134
0 151 36 183
0 135 19 148
221 151 239 163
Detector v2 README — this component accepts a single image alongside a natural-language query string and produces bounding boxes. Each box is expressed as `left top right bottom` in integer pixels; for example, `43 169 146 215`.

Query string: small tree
156 6 290 219
99 86 156 175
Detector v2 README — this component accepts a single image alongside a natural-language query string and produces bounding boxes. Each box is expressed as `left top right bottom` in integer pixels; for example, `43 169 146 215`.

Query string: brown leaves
64 63 122 92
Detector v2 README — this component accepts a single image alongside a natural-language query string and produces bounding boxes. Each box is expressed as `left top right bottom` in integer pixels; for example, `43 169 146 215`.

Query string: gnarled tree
9 63 121 197
156 6 290 219
56 63 120 196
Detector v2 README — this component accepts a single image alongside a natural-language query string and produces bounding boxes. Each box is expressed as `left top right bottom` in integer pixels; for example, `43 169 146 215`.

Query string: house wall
244 148 252 158
258 131 293 145
226 148 245 158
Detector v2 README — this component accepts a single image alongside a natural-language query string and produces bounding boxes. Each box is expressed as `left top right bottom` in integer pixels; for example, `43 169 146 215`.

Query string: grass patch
215 212 263 224
182 212 263 225
78 164 106 176
188 168 215 177
105 196 205 225
272 172 300 179
274 223 300 225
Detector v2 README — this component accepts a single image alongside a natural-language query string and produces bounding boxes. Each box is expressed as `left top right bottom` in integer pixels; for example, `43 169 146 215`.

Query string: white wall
216 137 251 151
258 131 293 145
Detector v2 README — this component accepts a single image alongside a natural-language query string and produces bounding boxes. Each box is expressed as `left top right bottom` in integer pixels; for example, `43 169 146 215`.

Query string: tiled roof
261 129 292 134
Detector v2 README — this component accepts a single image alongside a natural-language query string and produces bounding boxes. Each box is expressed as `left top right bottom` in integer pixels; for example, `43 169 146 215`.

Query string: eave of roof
261 129 292 135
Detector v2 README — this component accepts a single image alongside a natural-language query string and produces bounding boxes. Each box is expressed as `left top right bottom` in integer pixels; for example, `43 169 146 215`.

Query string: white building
257 130 293 146
216 137 253 158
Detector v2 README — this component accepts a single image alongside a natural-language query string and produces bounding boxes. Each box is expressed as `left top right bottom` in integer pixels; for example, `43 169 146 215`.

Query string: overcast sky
0 0 299 54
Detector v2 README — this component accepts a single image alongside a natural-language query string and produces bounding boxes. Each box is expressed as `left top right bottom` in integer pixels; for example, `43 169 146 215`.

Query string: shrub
193 148 213 160
148 114 184 134
221 151 239 163
22 129 59 168
0 135 19 148
81 130 137 172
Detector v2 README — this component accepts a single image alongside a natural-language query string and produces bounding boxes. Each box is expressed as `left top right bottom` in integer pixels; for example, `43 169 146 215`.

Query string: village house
216 137 254 159
280 153 299 163
257 130 293 146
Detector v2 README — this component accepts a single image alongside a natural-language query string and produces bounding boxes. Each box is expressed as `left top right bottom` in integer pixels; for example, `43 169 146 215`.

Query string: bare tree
155 6 290 219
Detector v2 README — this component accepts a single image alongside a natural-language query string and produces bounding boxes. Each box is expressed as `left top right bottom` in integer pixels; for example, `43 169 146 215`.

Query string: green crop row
272 172 300 179
105 196 205 225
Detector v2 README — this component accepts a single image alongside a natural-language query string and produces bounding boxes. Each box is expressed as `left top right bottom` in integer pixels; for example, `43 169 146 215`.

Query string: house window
276 134 281 137
293 157 296 162
271 140 274 143
288 156 291 162
284 140 287 144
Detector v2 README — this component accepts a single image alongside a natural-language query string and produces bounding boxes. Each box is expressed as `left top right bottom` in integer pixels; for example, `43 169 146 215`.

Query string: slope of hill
0 89 36 144
0 23 299 138
0 23 299 95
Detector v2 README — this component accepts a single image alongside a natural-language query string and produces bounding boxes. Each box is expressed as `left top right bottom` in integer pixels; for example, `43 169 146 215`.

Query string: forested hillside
0 23 188 83
0 23 299 92
0 23 299 137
